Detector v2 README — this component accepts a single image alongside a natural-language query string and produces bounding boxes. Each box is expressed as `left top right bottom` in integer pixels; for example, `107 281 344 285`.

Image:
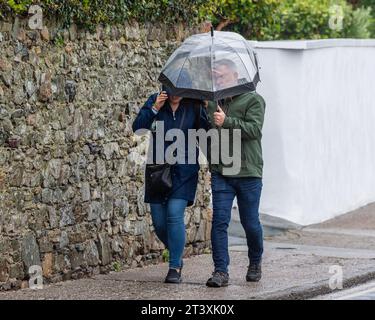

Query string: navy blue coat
132 94 210 206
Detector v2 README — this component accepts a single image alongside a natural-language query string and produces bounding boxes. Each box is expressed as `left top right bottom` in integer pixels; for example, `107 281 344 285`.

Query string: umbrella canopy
158 29 260 101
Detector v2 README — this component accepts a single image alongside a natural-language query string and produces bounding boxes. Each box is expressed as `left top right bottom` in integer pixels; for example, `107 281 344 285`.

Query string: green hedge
204 0 374 39
278 0 374 39
276 0 372 39
198 0 281 40
0 0 206 29
1 0 373 38
358 0 375 36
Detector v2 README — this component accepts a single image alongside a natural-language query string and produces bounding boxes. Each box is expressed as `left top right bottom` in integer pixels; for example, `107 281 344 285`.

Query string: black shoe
165 268 182 284
206 271 229 287
246 263 262 282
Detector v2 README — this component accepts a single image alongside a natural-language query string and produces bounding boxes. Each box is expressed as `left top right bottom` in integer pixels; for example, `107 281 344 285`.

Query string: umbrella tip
210 26 214 37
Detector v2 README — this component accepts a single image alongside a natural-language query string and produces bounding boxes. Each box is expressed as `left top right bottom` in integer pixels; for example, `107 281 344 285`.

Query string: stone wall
0 18 212 290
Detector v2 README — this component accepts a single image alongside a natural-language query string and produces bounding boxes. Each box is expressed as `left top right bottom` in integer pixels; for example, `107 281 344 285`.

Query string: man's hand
213 105 226 127
154 91 168 110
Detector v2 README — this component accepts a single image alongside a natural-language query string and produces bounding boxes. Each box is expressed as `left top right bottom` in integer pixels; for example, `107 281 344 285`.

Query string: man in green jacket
205 59 266 287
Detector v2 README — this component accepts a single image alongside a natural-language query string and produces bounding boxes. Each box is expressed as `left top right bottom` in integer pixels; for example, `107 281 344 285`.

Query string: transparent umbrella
158 28 260 101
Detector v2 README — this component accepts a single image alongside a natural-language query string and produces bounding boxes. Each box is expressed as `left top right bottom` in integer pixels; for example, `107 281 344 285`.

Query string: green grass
112 261 122 272
162 249 169 262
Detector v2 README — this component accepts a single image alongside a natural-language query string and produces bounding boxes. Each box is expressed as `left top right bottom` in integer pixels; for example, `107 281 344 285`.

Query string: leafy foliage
276 0 353 40
0 0 206 29
357 0 375 36
162 249 169 262
202 0 373 39
0 0 373 38
199 0 281 39
345 5 373 37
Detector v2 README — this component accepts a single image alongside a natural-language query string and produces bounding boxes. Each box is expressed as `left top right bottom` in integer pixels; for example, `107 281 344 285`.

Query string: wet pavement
0 203 374 300
314 281 375 300
0 237 374 300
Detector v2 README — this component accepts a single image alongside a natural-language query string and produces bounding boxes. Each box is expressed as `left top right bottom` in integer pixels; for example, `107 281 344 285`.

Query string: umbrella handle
217 99 223 112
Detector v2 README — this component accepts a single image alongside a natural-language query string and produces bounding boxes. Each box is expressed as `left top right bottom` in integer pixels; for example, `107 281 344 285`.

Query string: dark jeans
150 198 188 269
211 172 263 274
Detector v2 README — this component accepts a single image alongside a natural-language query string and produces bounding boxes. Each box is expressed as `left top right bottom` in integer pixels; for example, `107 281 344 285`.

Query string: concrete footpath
0 203 375 300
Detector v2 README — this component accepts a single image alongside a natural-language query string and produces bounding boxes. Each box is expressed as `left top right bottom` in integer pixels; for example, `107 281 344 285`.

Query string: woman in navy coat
132 87 209 283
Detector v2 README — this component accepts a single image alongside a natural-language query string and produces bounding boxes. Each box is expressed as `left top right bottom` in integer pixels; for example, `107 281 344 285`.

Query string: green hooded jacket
206 91 266 178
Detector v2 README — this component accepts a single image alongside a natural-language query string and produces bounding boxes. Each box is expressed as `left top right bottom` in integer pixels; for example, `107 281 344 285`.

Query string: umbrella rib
217 37 257 72
175 55 190 89
210 34 214 95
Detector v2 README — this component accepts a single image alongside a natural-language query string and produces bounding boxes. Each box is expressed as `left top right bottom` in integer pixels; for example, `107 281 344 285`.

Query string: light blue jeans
150 198 188 269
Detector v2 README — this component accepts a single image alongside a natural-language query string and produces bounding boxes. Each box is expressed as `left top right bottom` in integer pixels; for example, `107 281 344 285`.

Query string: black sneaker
206 271 229 287
246 263 262 282
165 268 182 284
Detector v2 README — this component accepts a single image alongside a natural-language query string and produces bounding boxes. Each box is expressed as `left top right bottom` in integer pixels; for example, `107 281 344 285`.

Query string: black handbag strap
194 101 201 129
178 105 187 130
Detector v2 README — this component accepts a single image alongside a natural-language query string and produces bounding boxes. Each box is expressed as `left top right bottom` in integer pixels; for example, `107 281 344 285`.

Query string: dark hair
161 84 173 96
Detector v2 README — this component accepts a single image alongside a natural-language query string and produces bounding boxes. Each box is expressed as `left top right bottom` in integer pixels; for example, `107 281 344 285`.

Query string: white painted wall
251 39 375 225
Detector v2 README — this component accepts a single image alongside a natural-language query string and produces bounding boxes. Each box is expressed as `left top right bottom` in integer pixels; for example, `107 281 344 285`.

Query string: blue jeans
211 172 263 274
150 198 188 269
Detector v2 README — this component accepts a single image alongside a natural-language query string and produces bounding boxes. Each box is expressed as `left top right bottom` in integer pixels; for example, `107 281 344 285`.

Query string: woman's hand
154 92 168 111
